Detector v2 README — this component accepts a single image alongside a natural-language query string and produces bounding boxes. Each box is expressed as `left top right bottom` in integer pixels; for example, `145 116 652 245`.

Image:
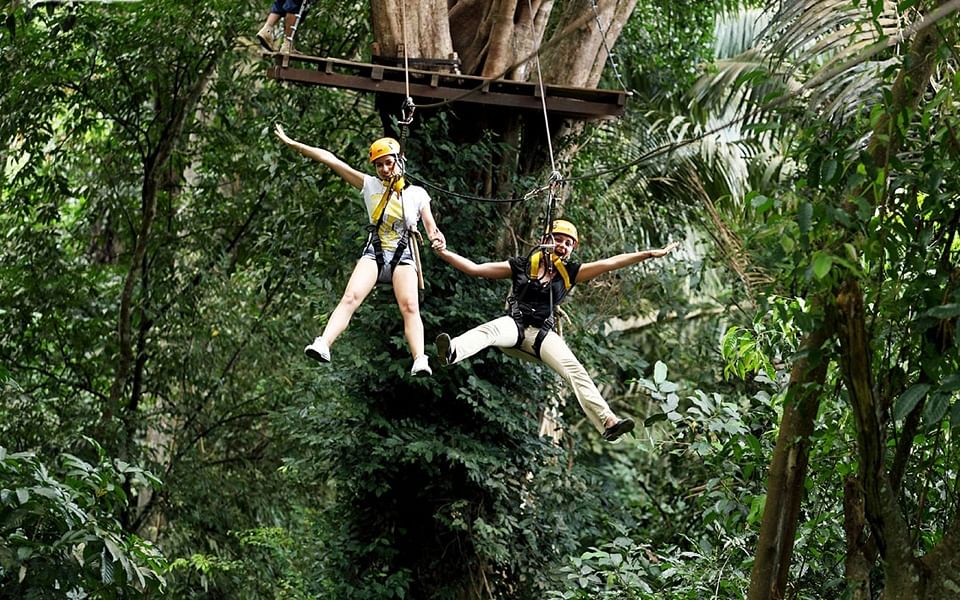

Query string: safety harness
365 175 411 283
506 249 574 359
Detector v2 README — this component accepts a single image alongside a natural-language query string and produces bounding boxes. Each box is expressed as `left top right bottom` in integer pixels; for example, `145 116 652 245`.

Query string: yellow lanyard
371 177 405 223
528 251 571 290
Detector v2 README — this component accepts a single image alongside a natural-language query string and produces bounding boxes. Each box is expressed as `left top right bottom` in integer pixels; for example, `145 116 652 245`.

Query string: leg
320 258 379 346
443 316 520 365
262 0 283 27
283 12 297 42
392 264 424 359
264 12 280 27
257 7 283 51
277 0 301 52
533 331 619 434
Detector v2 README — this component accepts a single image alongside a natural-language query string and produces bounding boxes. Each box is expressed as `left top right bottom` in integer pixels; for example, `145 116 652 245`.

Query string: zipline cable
590 0 630 95
396 0 416 167
528 0 557 178
405 172 551 204
400 0 411 102
412 7 602 111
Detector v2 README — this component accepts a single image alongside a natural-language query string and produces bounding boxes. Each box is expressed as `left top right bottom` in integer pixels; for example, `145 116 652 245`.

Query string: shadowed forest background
1 0 959 598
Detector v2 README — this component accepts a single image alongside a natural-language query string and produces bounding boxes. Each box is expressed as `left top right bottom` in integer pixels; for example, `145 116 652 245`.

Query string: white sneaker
256 25 274 52
304 337 330 363
410 355 432 376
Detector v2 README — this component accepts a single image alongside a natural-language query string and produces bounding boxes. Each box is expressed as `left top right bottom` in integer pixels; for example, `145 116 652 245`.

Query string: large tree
677 0 960 597
365 0 639 199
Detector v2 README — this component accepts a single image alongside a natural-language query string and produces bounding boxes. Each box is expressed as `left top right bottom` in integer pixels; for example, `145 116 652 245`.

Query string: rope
527 0 557 176
405 172 549 204
396 0 416 171
399 0 411 101
517 0 565 267
413 6 602 111
590 0 630 94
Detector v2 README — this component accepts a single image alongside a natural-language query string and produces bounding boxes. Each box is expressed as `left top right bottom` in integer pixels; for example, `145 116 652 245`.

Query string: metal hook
399 96 416 126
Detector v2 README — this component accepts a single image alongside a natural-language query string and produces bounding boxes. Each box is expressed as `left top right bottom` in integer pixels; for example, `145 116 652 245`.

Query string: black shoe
602 418 635 442
435 333 455 366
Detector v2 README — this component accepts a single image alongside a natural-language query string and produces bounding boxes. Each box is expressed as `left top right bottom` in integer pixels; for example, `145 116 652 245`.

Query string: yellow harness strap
371 177 405 223
529 251 571 290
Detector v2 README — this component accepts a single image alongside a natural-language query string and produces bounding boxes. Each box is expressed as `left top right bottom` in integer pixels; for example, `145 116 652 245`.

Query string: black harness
364 177 410 283
506 252 575 359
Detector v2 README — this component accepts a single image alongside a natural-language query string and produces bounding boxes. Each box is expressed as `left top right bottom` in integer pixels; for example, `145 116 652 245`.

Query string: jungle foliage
1 0 959 598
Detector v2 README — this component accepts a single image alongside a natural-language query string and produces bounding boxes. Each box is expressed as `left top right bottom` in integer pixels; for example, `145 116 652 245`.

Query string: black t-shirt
506 256 581 327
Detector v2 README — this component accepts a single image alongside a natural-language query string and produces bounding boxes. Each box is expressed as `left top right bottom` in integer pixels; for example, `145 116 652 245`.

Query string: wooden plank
266 54 626 119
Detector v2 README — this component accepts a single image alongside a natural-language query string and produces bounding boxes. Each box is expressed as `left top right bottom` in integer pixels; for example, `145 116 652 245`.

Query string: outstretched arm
577 241 680 282
274 123 365 190
419 203 446 250
434 247 511 279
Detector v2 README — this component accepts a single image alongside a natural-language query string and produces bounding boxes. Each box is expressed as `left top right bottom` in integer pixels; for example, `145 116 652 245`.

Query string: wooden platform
266 53 627 120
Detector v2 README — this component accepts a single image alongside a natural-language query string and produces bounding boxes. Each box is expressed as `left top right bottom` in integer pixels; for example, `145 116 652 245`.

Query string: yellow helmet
369 137 401 163
548 219 579 246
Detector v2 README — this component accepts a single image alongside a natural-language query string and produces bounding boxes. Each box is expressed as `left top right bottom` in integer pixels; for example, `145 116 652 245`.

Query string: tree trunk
922 520 960 599
447 0 552 78
747 320 830 600
831 7 946 598
364 3 641 596
540 0 636 88
370 0 454 62
833 279 923 598
843 476 871 600
749 3 950 597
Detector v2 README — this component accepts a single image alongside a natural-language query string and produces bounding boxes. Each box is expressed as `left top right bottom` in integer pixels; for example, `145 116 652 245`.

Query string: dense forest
2 0 959 598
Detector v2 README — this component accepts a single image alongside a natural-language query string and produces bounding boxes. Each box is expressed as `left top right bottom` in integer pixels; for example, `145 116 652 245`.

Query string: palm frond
713 8 770 59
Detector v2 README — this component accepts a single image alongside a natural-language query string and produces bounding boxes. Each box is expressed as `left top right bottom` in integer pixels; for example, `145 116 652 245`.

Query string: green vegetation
2 0 958 598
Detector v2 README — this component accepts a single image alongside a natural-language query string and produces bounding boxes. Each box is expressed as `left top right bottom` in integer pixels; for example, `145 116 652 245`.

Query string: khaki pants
448 316 616 433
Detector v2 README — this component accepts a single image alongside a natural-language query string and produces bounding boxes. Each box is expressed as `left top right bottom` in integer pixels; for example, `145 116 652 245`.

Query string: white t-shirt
361 174 431 252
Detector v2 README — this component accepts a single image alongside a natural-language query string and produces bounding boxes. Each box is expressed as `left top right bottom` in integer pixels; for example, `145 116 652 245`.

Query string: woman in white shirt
275 125 445 376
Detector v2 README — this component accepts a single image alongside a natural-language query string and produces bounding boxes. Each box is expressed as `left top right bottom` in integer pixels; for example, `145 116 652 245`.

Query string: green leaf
653 361 667 384
101 548 115 584
940 374 960 393
923 303 960 319
745 434 762 458
922 393 950 428
780 234 795 252
844 243 858 263
811 253 832 279
750 194 773 214
820 159 837 184
747 494 766 525
893 384 930 421
644 413 668 426
103 536 123 562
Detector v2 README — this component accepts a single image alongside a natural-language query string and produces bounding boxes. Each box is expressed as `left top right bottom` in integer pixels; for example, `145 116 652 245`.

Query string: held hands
430 230 447 251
